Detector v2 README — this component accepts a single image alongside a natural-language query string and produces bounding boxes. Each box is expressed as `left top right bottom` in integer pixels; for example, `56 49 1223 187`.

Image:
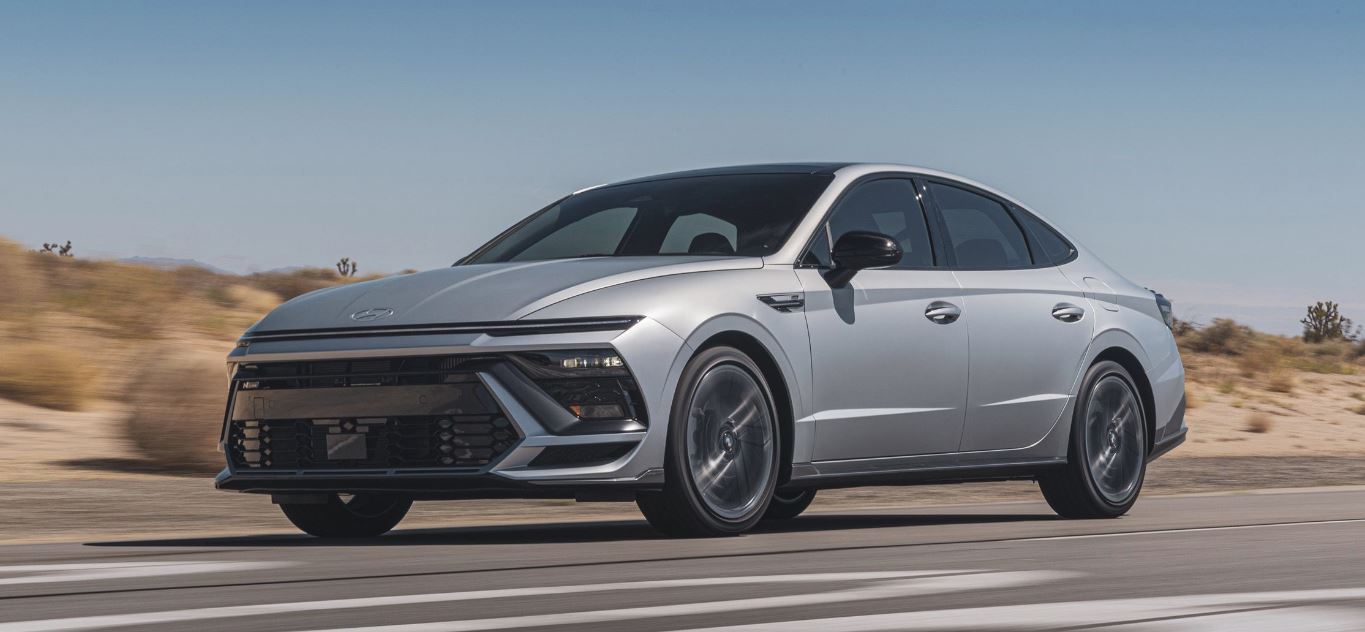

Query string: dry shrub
1184 388 1199 409
0 342 101 410
122 344 230 472
1354 403 1365 416
1263 369 1296 394
1183 319 1255 356
1244 412 1274 434
1238 344 1281 378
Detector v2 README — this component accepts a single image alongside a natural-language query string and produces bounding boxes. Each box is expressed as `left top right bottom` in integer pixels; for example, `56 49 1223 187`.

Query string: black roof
607 163 851 187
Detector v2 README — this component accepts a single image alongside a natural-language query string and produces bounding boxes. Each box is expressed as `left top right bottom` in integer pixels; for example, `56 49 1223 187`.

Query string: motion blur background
2 0 1364 543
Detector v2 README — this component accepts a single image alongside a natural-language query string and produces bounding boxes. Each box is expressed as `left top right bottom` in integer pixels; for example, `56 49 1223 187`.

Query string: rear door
797 176 969 461
920 179 1094 453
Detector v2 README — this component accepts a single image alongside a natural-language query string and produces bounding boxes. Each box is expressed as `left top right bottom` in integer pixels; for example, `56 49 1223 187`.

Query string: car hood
249 256 761 333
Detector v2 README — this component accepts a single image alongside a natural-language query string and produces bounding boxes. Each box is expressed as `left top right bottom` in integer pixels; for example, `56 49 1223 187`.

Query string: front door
798 177 969 461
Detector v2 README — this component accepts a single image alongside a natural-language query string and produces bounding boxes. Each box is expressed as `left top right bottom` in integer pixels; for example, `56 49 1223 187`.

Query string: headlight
510 350 646 424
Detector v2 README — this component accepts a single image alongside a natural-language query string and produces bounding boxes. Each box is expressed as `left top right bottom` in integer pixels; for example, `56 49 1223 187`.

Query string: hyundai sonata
218 163 1186 537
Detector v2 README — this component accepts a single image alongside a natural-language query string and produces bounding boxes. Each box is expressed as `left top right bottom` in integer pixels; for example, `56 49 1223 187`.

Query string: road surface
3 487 1365 631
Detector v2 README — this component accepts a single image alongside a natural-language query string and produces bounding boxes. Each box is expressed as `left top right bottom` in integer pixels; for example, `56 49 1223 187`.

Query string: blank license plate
326 434 367 460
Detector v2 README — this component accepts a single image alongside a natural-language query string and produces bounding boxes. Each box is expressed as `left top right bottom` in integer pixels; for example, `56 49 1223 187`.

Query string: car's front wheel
278 493 412 538
1039 360 1148 518
637 346 780 537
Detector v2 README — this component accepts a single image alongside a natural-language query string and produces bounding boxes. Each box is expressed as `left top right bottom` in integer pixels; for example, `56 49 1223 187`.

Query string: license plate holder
326 433 367 460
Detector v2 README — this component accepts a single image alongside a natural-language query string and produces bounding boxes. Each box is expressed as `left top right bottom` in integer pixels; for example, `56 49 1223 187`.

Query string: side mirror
824 231 902 287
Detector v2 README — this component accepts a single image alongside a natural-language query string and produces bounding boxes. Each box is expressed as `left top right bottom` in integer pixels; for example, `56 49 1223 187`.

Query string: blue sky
2 1 1362 333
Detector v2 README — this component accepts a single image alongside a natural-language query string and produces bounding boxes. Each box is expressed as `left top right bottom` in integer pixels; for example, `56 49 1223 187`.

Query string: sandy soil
1182 355 1365 456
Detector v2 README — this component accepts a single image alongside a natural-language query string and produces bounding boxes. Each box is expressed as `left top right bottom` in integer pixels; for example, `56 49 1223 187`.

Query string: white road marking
0 561 292 586
282 571 1068 632
670 586 1365 631
1012 518 1365 543
0 570 1064 632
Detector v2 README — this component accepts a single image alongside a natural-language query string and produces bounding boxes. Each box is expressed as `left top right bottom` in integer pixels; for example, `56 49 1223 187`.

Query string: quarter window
819 178 934 268
1016 211 1075 265
929 183 1032 269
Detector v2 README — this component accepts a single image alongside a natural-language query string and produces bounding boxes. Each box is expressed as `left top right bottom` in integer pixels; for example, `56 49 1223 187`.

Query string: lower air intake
228 416 517 471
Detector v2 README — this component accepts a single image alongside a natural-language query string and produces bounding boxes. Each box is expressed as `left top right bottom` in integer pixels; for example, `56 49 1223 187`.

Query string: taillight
1153 292 1174 329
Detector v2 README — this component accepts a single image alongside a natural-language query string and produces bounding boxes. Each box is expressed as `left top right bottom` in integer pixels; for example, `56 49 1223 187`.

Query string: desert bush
1244 412 1274 434
0 342 101 410
1182 319 1255 355
121 344 230 472
336 257 358 278
1302 301 1360 343
1238 345 1281 378
1263 369 1295 394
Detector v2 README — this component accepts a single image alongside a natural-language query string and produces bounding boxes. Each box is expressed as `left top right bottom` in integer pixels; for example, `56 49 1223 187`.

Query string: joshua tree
335 257 358 278
1301 300 1360 343
38 241 74 257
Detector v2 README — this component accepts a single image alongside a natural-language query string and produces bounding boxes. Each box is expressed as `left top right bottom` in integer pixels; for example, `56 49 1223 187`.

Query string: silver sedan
219 163 1186 537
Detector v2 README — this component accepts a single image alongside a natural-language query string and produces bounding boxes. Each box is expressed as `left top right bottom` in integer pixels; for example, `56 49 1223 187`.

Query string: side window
510 207 637 261
928 183 1032 269
818 178 934 268
1016 210 1075 265
659 213 739 255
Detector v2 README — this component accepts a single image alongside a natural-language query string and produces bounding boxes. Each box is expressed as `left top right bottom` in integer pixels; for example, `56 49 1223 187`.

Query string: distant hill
119 257 235 275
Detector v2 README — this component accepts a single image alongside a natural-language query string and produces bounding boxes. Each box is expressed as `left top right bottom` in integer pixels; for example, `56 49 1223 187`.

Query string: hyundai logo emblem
350 307 395 322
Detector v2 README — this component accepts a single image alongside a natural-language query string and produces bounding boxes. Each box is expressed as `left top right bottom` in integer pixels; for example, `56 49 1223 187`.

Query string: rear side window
1016 211 1076 265
929 183 1031 269
822 178 934 268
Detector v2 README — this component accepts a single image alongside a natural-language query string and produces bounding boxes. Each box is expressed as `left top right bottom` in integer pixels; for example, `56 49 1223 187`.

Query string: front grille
227 355 519 471
233 355 499 390
228 416 516 470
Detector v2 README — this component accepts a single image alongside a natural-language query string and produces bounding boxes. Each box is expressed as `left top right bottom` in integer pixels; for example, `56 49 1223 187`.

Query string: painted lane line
669 586 1365 631
282 571 1072 632
1013 518 1365 543
0 562 292 587
0 570 1015 632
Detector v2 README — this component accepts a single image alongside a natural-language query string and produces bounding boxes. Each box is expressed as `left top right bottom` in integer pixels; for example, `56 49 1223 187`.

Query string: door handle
925 302 961 324
1052 304 1086 323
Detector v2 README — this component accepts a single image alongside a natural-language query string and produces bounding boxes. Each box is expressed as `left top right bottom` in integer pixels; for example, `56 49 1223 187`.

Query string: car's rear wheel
278 493 412 538
762 488 816 520
637 346 780 537
1039 360 1147 518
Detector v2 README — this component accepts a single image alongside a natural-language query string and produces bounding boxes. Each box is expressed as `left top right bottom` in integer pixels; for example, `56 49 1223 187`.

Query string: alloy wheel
1083 375 1145 504
684 363 776 521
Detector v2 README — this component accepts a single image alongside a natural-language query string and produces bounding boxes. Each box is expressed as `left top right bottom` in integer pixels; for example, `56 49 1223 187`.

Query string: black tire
1039 360 1148 519
762 488 816 520
637 346 781 537
278 493 412 538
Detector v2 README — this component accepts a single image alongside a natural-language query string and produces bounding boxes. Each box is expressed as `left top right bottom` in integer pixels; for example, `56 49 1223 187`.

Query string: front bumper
215 318 683 496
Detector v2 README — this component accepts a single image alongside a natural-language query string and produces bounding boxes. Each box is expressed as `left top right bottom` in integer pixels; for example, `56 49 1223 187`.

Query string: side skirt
786 458 1066 490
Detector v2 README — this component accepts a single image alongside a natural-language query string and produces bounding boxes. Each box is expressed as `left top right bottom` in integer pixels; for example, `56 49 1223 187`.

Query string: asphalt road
3 488 1365 631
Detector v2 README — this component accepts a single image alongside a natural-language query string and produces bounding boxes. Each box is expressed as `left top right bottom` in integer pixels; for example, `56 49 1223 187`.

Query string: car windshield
463 174 833 264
